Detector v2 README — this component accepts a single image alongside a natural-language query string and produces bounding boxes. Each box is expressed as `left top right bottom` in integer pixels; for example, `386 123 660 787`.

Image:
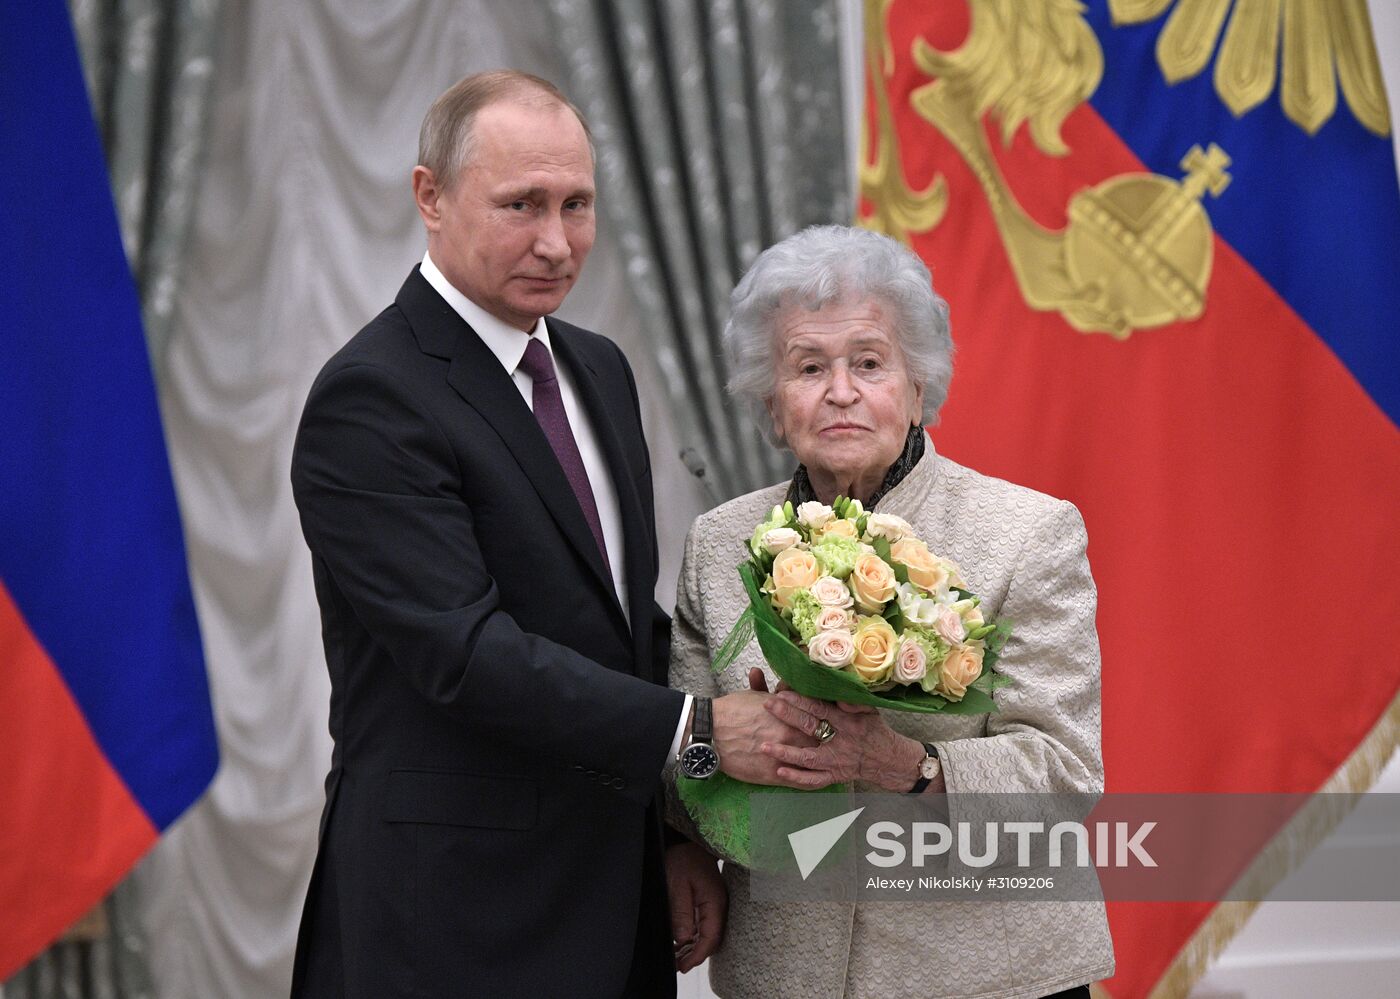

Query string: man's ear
411 166 442 232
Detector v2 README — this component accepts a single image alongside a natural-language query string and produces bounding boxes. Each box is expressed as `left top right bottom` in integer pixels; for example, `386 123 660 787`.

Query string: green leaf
710 606 755 675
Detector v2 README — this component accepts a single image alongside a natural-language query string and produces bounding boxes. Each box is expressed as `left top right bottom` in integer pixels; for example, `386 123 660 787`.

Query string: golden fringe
1140 688 1400 999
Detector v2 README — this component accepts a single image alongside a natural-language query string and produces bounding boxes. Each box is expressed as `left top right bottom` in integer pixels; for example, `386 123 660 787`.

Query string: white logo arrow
788 807 865 880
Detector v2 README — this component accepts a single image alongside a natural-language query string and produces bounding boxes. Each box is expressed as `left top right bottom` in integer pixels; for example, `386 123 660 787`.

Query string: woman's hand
758 688 929 791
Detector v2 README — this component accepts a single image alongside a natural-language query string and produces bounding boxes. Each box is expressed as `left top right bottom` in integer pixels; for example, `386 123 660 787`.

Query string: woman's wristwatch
908 742 940 794
678 697 721 779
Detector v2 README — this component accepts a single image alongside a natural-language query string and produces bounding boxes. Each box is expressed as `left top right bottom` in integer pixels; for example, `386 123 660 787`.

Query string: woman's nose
825 365 858 405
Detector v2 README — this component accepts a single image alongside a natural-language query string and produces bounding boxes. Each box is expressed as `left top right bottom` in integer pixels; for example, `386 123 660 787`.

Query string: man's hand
711 689 819 784
665 841 726 973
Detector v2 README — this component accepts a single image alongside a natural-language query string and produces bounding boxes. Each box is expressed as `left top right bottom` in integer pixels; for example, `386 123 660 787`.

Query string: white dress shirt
420 253 691 771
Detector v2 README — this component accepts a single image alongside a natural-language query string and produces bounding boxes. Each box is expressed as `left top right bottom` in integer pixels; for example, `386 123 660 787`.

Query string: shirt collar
420 251 551 375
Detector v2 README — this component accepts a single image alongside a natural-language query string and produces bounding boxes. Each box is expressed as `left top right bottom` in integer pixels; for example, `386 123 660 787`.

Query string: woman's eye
801 363 822 375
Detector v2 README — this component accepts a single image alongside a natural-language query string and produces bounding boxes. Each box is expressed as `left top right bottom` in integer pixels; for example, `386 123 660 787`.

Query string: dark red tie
517 337 611 572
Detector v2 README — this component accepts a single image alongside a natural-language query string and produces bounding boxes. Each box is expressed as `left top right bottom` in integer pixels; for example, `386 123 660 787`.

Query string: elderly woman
667 226 1113 998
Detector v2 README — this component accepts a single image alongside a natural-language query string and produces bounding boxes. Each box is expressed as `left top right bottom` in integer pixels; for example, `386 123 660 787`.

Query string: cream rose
893 636 927 684
771 547 820 608
934 605 966 644
849 553 897 613
851 616 897 683
808 574 854 609
815 606 855 632
795 501 835 530
864 512 914 543
890 538 951 595
935 644 984 701
761 527 801 554
808 628 856 668
815 518 859 542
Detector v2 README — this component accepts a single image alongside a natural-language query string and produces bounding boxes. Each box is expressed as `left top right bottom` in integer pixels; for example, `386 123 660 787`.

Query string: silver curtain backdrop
6 2 850 997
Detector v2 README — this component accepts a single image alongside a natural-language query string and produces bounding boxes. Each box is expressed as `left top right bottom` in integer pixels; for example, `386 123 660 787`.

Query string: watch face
680 743 720 779
920 755 942 780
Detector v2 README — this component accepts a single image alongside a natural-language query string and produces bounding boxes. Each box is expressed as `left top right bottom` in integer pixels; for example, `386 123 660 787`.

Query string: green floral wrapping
677 562 1010 867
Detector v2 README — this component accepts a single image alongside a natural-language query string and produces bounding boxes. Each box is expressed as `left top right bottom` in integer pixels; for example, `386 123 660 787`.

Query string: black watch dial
679 742 720 779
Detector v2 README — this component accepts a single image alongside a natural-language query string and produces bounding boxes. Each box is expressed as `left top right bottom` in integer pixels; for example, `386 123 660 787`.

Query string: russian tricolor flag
1 2 219 978
864 1 1400 995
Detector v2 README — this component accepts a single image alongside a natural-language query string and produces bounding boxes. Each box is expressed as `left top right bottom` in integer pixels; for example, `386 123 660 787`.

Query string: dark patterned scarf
784 425 926 509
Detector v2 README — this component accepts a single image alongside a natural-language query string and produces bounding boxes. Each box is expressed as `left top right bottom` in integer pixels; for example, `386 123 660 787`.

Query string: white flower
896 582 939 627
809 575 854 609
761 527 801 554
951 596 985 629
808 629 856 668
893 636 928 683
864 513 914 542
795 501 835 530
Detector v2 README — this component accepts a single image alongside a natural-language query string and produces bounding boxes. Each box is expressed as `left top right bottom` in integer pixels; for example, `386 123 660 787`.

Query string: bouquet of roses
676 497 1012 864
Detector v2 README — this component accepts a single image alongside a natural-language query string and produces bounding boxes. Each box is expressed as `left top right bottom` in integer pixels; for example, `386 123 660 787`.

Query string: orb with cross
1062 143 1232 338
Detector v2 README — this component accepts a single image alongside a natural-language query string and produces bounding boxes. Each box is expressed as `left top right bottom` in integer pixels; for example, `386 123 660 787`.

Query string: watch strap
908 742 939 795
693 696 713 743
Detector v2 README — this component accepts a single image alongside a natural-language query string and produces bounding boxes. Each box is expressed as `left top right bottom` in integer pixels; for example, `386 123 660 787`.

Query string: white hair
723 225 953 444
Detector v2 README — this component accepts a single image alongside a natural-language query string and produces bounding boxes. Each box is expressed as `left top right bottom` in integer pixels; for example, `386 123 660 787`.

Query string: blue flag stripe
0 2 218 829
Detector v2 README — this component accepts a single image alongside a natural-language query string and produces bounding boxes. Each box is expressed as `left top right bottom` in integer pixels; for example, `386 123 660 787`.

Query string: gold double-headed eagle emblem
860 0 1392 338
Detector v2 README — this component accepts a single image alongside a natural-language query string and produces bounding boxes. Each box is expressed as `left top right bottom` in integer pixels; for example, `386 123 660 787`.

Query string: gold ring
815 719 836 743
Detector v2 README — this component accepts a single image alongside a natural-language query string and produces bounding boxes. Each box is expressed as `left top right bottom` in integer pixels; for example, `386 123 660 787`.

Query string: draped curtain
547 0 852 498
6 3 850 997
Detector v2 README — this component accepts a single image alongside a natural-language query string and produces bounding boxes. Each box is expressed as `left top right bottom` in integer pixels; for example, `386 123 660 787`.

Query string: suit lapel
395 270 625 629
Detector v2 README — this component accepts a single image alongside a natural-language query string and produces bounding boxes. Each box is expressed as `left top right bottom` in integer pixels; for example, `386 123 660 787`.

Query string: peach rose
808 628 856 668
851 616 897 684
849 553 897 613
935 644 984 701
815 518 859 542
771 547 820 608
815 606 855 632
893 636 927 684
889 538 951 594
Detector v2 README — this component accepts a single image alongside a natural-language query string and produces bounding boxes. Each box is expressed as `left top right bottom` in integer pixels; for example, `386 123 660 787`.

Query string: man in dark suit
288 71 799 998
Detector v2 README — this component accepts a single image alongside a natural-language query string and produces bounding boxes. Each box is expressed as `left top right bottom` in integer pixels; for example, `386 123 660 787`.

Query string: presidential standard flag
0 1 219 978
859 1 1400 996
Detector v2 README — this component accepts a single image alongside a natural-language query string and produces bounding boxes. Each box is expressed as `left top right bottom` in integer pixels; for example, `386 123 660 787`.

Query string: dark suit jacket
289 268 686 998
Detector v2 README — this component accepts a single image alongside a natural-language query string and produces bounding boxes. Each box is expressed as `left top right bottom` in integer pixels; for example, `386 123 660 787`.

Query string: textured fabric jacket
668 444 1115 999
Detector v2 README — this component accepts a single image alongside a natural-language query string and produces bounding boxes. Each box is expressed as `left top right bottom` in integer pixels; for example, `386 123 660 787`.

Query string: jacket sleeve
291 360 685 806
662 518 726 839
937 500 1105 797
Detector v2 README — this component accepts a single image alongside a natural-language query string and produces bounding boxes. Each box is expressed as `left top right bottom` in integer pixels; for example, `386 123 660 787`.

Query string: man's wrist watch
908 742 940 794
678 697 721 780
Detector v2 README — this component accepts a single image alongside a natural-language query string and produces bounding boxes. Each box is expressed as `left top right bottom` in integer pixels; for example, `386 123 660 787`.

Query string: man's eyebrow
497 185 595 201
